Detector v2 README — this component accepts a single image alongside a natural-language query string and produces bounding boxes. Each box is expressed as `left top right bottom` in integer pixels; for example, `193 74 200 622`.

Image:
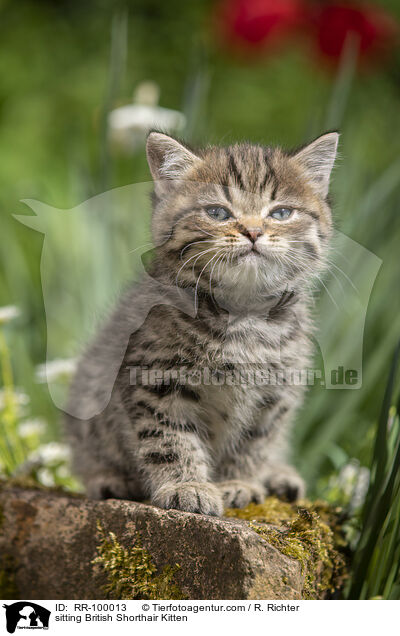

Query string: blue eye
206 206 232 221
270 207 293 220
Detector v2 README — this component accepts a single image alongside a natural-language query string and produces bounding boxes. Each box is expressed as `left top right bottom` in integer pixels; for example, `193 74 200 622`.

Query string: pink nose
245 229 263 243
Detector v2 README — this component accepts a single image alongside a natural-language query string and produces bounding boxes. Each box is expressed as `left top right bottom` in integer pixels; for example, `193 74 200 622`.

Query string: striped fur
65 132 338 515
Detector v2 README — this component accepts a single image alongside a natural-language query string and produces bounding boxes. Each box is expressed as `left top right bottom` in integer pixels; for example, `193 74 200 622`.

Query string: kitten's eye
206 206 232 221
269 207 293 221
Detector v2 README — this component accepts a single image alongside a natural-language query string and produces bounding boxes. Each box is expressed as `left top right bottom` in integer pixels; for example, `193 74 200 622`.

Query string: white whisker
194 250 225 312
209 251 226 297
180 239 215 258
128 242 154 254
175 247 217 288
326 260 359 294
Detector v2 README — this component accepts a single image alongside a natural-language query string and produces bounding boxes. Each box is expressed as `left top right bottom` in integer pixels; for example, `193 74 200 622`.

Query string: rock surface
0 486 307 599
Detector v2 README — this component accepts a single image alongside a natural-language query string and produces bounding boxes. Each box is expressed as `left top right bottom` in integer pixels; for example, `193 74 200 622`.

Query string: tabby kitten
66 131 338 516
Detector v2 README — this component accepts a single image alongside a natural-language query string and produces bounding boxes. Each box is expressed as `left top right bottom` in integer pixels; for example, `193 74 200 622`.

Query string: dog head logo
3 602 50 633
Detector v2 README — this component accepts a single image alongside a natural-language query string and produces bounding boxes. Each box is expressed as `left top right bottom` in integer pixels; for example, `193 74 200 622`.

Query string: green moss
0 555 19 599
92 522 186 600
225 497 348 599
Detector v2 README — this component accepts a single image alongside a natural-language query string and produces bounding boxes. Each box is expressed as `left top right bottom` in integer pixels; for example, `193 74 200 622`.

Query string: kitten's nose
244 228 263 243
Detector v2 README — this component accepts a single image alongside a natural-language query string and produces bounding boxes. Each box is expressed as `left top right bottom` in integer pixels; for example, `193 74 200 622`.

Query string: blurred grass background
1 0 400 501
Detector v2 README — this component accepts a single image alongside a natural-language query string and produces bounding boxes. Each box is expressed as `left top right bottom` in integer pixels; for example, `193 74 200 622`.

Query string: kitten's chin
215 257 286 310
212 248 312 309
237 250 263 264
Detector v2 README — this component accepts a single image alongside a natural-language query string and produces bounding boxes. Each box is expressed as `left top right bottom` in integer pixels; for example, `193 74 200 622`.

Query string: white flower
35 358 77 383
108 81 186 153
30 442 70 465
18 418 47 438
0 305 20 325
332 459 370 512
349 466 370 511
337 461 359 496
109 104 186 135
37 467 55 487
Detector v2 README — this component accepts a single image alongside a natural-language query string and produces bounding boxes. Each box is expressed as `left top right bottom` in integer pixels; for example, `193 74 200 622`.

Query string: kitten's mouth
235 245 281 266
240 246 263 259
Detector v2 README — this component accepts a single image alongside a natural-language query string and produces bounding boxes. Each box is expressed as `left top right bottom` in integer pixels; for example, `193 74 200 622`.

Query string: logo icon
3 602 50 634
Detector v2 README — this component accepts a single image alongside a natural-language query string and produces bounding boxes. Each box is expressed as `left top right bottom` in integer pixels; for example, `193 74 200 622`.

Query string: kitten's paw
217 479 266 509
263 465 305 502
152 482 224 516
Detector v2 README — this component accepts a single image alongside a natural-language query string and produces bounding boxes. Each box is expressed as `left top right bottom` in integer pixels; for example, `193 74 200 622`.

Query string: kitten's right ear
146 132 200 186
294 132 339 198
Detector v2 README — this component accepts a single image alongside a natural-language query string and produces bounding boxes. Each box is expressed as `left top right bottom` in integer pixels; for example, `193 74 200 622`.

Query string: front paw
263 465 305 502
217 479 266 509
152 481 223 516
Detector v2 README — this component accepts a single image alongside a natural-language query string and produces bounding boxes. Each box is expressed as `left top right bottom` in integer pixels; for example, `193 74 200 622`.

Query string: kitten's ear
294 132 339 198
146 132 200 185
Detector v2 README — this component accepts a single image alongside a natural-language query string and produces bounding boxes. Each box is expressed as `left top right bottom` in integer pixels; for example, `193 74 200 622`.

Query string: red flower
217 0 306 52
313 3 397 61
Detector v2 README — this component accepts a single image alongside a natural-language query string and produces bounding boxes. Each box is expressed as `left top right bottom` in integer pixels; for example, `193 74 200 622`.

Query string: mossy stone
93 522 186 600
225 496 348 599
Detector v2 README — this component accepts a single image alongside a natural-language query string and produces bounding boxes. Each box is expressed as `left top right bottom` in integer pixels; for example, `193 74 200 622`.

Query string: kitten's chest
200 380 260 452
196 314 307 452
209 314 296 365
197 319 280 438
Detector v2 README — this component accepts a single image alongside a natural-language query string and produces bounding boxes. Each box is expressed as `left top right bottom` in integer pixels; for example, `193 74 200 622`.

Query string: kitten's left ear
146 132 200 186
294 132 339 198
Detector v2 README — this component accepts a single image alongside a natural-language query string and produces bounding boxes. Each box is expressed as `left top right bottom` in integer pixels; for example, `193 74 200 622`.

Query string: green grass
346 343 400 599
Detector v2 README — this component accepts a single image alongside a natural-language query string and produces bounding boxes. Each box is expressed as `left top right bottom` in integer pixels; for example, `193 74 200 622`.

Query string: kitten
65 131 338 516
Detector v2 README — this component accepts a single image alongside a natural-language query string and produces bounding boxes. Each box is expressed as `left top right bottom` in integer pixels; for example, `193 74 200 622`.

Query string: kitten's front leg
116 349 223 515
256 402 306 501
216 450 267 509
133 413 223 516
216 434 268 509
217 401 305 507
